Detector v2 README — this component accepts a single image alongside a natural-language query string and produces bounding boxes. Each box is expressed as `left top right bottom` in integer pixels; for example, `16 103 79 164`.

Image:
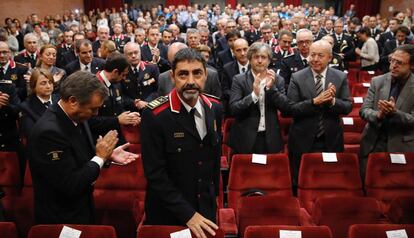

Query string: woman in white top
355 27 379 71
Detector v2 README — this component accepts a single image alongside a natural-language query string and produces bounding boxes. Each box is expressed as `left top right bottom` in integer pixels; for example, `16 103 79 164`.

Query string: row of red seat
2 222 414 238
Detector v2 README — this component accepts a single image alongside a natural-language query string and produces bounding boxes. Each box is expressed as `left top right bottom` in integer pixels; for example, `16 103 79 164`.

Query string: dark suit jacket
56 44 74 68
19 94 60 138
64 58 106 76
0 80 20 151
141 89 222 225
216 48 234 71
14 50 37 68
141 43 170 73
92 40 101 57
228 70 289 153
280 52 307 92
59 50 77 69
157 67 222 98
287 67 352 157
221 60 242 102
28 104 99 224
378 31 395 54
313 31 326 41
215 37 228 55
244 28 261 45
333 33 355 61
379 40 406 73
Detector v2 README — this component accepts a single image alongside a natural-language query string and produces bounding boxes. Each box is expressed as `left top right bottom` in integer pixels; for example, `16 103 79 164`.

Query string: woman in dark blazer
19 68 59 138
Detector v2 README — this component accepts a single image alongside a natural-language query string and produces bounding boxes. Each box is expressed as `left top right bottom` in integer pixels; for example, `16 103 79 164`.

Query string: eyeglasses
0 51 10 55
297 40 312 45
389 57 409 66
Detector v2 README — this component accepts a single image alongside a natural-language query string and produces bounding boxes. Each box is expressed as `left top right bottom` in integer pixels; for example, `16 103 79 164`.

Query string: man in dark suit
28 71 137 224
56 30 74 68
244 14 262 45
122 42 160 110
141 48 222 238
65 39 106 76
141 26 170 73
321 19 334 35
14 33 39 69
111 23 130 53
287 40 352 185
229 42 289 154
59 32 85 68
379 26 411 73
280 29 314 92
215 19 237 53
360 45 414 177
333 19 355 67
92 26 110 57
368 16 382 41
310 19 326 41
216 30 240 71
377 18 399 54
157 43 222 98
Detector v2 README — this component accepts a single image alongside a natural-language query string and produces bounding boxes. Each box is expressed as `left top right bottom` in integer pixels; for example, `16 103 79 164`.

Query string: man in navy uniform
141 48 222 238
28 71 137 224
122 42 160 111
14 33 39 69
111 23 130 53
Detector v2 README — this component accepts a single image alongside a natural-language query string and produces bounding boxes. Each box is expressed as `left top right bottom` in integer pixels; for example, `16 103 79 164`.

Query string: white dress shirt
250 71 266 132
178 95 207 139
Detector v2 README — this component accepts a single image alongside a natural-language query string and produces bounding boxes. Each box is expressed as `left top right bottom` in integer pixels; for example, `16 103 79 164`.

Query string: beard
180 83 201 100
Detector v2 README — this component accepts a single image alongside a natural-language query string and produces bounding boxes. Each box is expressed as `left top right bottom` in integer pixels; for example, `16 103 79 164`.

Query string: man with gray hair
14 33 39 68
93 25 110 56
280 28 314 92
28 71 137 224
287 40 352 186
229 42 290 154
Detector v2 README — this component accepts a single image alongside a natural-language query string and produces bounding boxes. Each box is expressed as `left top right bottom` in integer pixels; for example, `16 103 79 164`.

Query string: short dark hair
358 27 371 37
60 71 108 105
394 44 414 66
75 39 92 52
225 29 241 41
171 48 206 72
103 52 130 72
279 30 293 39
396 26 410 36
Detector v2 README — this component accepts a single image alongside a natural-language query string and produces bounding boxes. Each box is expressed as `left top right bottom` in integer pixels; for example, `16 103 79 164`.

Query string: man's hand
151 47 160 63
252 73 262 97
186 212 218 238
118 111 141 126
265 69 276 89
111 143 138 165
0 92 9 108
378 97 396 116
96 130 118 161
313 90 333 106
355 48 361 56
327 83 336 105
134 99 148 110
53 70 65 83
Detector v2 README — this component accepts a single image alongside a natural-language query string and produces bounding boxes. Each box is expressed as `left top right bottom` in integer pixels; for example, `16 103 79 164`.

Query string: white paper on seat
390 154 407 164
363 83 371 87
322 153 338 162
353 97 364 103
280 230 302 238
342 117 354 125
386 229 408 238
344 70 348 74
170 228 192 238
59 226 81 238
252 154 267 165
368 71 375 75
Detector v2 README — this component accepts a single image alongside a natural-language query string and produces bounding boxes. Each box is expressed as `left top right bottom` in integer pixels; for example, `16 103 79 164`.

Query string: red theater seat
0 222 18 238
313 197 383 238
244 225 333 238
121 125 141 144
28 224 117 238
351 83 370 97
387 196 414 224
0 151 21 196
222 118 235 162
349 224 414 238
298 153 363 214
365 152 414 213
237 196 301 238
137 225 224 238
94 156 146 238
341 117 366 153
358 71 379 83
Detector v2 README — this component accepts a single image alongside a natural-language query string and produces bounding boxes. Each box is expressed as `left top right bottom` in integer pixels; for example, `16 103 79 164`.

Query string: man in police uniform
322 35 345 71
270 30 294 74
141 48 222 238
89 53 140 144
280 29 313 92
14 33 39 69
28 71 137 224
122 42 160 111
111 23 130 53
0 41 28 101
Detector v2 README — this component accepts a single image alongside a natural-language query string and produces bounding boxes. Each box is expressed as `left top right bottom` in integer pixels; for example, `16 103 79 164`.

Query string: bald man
157 42 222 98
321 35 345 71
122 42 160 111
287 40 352 186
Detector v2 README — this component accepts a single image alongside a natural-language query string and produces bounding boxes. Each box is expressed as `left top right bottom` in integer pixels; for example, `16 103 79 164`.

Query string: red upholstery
342 117 366 153
312 197 383 238
94 156 146 238
349 224 414 238
244 225 333 238
218 208 238 236
278 112 292 143
137 225 224 238
0 222 18 238
3 163 34 238
358 71 379 83
222 118 235 161
365 153 414 212
298 153 363 214
348 60 361 69
0 151 21 195
237 195 301 238
28 224 117 238
227 154 292 212
347 69 359 84
351 83 369 97
387 196 414 224
121 125 141 144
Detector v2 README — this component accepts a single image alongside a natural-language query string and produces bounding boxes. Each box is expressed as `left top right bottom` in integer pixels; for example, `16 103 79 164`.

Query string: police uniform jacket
14 50 38 68
141 89 222 225
0 79 20 151
244 28 261 45
270 46 295 73
121 61 160 103
56 44 74 68
279 51 307 92
329 53 345 71
28 104 98 224
1 60 28 101
333 33 355 61
111 34 130 53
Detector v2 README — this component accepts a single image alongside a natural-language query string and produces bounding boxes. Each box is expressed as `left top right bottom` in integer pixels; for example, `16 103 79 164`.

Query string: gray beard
182 90 200 100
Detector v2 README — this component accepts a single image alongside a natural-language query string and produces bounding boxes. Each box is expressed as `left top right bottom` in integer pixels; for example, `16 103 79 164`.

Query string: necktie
29 54 35 60
337 35 341 42
242 67 246 74
84 65 89 71
303 59 308 67
133 67 139 77
190 108 206 139
315 74 325 138
43 101 51 108
0 67 4 79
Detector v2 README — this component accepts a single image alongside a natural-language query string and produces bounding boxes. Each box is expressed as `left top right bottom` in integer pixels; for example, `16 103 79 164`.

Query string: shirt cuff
251 92 259 103
91 156 105 169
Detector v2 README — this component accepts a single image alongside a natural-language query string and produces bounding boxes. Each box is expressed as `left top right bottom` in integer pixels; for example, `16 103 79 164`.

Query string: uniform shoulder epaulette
142 60 156 66
147 96 169 110
284 53 295 59
202 93 220 100
344 33 351 36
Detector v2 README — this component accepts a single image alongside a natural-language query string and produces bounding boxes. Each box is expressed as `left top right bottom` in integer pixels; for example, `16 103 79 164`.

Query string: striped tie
315 74 324 138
